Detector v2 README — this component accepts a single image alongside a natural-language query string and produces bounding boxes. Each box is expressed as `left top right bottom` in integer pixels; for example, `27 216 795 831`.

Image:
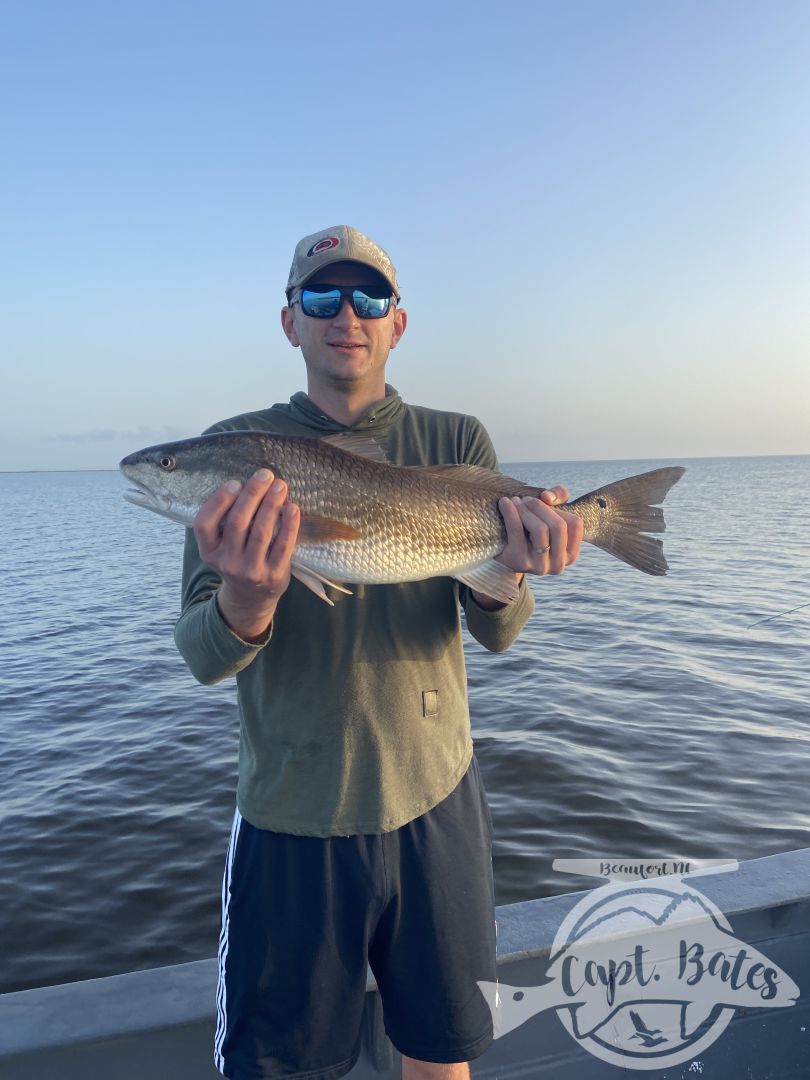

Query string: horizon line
2 449 809 475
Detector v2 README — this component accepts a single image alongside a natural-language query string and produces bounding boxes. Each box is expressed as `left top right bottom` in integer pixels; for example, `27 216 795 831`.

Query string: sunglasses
291 284 393 320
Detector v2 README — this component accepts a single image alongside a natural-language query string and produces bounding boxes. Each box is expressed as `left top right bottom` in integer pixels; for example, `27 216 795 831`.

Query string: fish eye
158 455 176 471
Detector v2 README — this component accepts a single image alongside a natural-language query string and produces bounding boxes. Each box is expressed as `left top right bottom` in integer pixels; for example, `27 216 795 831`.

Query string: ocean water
1 455 808 995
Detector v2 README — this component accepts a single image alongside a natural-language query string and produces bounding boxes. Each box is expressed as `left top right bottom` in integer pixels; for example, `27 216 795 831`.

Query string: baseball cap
286 226 400 301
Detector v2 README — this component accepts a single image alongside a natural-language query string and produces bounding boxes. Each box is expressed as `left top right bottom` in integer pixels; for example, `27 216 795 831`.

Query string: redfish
120 431 685 604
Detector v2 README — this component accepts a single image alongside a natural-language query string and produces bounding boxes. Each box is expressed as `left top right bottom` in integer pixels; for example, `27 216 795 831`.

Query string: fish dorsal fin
297 513 362 544
320 432 390 462
418 464 540 498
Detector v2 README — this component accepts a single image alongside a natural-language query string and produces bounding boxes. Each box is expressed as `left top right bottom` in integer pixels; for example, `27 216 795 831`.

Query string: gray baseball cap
285 225 400 301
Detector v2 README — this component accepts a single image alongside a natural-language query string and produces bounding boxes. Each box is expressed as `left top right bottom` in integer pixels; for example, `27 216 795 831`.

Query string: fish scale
259 437 507 581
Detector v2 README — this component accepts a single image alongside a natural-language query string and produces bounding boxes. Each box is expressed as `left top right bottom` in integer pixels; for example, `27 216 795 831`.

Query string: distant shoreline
2 451 809 475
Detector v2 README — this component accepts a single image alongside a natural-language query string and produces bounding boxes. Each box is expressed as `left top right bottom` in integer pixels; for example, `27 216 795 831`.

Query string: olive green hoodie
175 387 534 835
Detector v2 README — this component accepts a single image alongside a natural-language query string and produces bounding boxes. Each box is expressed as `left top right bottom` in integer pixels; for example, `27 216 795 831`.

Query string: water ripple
1 458 809 993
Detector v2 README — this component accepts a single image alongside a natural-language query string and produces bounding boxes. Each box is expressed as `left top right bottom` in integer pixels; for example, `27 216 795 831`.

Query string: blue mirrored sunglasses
291 284 392 319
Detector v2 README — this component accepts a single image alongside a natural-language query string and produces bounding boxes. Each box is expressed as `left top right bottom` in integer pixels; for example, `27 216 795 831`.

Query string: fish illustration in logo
478 878 799 1069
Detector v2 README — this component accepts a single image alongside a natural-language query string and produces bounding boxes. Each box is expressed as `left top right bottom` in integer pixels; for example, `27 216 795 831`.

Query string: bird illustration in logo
628 1009 667 1048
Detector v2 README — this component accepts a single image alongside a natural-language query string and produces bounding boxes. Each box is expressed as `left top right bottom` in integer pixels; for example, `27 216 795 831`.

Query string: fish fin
568 466 685 577
320 432 390 462
456 559 522 604
290 560 353 605
418 464 541 498
297 514 362 544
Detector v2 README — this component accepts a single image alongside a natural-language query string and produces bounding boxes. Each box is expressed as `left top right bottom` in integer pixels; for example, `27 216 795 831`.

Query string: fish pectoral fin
455 560 522 604
290 560 353 605
297 514 362 544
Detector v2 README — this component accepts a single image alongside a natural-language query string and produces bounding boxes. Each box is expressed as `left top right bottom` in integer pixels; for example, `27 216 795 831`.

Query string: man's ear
389 307 407 350
281 305 300 347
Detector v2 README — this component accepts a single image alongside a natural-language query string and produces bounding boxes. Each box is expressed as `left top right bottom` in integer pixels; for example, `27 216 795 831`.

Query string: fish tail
564 466 685 576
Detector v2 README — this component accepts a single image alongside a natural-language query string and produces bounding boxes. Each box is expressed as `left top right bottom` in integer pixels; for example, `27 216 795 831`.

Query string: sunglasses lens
300 288 342 318
352 290 390 318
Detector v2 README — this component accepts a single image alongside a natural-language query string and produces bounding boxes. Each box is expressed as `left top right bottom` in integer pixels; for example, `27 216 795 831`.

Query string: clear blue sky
2 0 808 470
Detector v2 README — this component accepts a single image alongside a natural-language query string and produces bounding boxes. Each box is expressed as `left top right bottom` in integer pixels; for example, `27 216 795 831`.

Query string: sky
1 0 808 470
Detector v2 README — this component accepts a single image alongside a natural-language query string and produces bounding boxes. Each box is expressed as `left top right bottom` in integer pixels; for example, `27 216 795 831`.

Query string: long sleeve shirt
174 386 534 836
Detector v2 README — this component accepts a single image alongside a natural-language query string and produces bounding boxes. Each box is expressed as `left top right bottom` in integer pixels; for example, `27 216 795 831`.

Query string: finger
242 478 289 571
494 497 542 576
518 497 566 574
266 500 300 570
493 497 531 571
515 500 551 554
560 509 584 565
540 485 570 507
219 469 276 559
194 479 243 559
498 496 531 553
513 501 551 574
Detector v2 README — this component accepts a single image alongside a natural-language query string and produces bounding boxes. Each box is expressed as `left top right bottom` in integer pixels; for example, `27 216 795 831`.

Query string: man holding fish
175 225 582 1080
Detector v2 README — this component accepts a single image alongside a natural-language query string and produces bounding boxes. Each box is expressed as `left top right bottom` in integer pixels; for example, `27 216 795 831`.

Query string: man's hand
194 469 300 642
495 485 584 577
470 486 584 611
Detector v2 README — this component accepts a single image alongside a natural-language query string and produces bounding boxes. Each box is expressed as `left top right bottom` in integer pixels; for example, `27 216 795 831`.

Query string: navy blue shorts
214 755 496 1080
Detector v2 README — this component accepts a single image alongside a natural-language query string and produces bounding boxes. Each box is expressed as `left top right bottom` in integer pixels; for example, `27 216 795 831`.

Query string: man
175 226 583 1080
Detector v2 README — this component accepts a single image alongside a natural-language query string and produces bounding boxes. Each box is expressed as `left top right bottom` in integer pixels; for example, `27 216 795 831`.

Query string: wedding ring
534 544 550 555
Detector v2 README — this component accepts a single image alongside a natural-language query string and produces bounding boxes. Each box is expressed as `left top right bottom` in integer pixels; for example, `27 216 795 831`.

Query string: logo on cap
307 237 340 257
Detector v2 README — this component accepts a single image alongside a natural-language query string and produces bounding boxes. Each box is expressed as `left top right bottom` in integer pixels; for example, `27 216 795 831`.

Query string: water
1 456 808 995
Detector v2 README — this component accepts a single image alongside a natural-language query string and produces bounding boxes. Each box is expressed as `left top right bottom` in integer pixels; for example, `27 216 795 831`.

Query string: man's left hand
496 486 584 577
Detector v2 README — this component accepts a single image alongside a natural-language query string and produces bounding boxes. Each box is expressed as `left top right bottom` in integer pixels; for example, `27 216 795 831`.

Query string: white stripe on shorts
214 807 243 1075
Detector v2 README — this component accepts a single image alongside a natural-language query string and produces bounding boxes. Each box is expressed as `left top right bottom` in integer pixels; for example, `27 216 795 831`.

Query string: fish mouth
123 481 171 515
121 475 196 526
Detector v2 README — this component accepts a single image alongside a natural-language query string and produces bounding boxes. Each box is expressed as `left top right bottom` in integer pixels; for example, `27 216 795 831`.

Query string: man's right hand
194 468 300 643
